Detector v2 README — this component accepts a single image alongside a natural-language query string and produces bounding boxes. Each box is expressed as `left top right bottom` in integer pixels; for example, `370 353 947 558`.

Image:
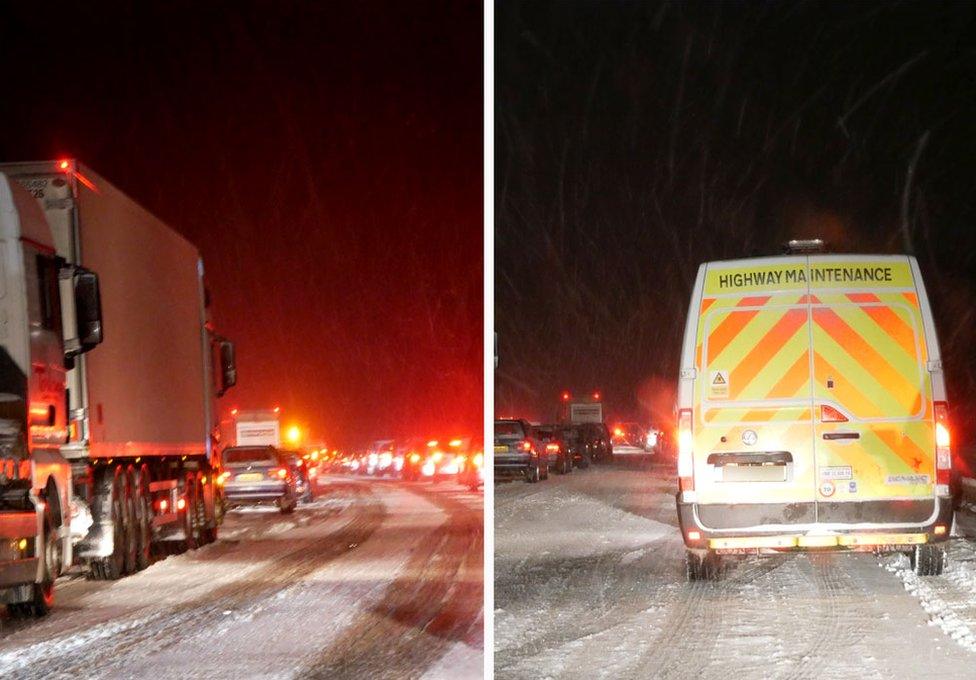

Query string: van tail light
935 401 951 491
677 408 694 492
821 404 848 423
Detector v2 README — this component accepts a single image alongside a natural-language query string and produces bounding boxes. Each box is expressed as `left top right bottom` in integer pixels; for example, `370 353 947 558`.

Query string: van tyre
686 551 723 581
911 544 947 576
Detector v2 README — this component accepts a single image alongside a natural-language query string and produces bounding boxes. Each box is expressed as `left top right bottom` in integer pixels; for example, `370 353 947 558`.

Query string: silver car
222 446 297 513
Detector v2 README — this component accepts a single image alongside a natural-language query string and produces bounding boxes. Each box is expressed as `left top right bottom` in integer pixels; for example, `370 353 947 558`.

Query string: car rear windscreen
495 422 525 439
224 448 276 464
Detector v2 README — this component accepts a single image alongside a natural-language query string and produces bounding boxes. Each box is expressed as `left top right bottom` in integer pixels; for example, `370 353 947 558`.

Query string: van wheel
686 551 722 581
911 544 947 576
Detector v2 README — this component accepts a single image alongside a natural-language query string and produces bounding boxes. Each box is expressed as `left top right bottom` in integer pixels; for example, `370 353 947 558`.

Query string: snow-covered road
0 477 483 680
494 463 976 679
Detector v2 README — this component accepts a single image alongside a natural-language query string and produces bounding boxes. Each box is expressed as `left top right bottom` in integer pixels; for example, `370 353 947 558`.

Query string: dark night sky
496 1 976 442
0 1 483 446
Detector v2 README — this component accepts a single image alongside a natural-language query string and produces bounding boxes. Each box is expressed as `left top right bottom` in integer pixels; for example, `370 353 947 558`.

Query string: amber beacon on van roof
675 249 952 580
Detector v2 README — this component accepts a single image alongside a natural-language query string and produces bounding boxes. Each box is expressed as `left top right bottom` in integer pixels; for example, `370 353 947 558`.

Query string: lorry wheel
173 474 198 554
122 469 138 575
90 468 127 580
18 502 59 617
134 466 152 570
911 544 947 576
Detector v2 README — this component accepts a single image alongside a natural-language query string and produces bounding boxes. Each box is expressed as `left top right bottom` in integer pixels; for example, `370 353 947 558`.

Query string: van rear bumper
676 494 953 552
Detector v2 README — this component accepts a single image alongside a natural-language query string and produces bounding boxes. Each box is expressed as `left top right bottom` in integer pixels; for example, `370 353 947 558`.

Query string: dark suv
578 423 613 463
558 424 590 469
494 419 547 483
533 425 573 475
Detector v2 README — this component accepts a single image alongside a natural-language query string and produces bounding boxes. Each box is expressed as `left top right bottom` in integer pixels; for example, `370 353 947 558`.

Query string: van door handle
823 432 860 441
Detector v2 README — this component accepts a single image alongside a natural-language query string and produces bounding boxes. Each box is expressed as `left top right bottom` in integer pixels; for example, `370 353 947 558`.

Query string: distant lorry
0 160 236 616
229 409 281 448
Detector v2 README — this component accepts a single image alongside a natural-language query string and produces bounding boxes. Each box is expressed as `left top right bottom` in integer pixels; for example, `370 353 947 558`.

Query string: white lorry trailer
229 409 282 448
0 159 236 615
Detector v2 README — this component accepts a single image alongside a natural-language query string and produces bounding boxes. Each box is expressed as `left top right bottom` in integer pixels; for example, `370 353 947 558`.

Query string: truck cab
0 173 103 615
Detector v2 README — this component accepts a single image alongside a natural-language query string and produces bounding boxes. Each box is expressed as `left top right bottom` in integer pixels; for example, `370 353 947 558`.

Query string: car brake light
217 471 231 485
821 404 848 423
159 499 169 512
678 409 694 492
410 453 421 463
519 440 532 452
687 530 701 541
545 443 560 453
473 453 484 468
273 467 288 479
177 498 186 511
935 401 951 490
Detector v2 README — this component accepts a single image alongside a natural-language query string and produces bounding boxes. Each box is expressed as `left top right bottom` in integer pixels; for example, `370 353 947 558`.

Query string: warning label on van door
709 370 730 398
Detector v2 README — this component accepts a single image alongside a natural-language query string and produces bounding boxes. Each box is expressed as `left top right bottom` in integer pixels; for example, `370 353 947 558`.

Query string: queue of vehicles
321 436 485 491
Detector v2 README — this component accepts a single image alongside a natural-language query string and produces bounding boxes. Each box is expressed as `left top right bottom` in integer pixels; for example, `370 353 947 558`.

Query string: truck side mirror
218 340 236 396
61 266 103 362
74 269 103 352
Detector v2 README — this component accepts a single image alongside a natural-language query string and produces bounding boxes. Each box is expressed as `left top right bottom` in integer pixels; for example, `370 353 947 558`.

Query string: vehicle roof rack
782 238 826 254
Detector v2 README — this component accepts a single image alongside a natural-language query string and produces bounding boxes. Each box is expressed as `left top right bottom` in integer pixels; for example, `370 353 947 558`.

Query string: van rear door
808 256 936 523
695 257 816 512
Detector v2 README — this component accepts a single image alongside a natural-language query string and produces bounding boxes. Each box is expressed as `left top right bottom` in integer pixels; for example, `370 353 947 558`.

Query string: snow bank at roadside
884 540 976 652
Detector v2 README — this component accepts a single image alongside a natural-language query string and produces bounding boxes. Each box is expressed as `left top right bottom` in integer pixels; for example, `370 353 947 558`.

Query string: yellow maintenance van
676 243 952 579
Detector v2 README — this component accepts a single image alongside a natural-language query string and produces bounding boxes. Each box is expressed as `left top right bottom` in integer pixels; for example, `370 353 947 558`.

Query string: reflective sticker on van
886 474 930 485
820 466 852 480
709 370 729 399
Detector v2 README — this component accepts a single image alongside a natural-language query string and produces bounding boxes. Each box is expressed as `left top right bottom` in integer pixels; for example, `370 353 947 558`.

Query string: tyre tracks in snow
0 484 385 679
298 483 483 680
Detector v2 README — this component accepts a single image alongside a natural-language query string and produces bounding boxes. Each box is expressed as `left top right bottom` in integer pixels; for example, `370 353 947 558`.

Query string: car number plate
494 445 508 453
236 473 263 482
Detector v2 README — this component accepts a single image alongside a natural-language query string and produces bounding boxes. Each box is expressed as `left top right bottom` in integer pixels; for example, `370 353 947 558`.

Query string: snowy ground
494 463 976 679
0 477 483 680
